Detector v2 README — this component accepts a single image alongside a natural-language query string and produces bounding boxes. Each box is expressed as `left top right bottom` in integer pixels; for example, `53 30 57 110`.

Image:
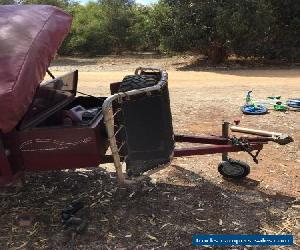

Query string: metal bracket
230 136 261 164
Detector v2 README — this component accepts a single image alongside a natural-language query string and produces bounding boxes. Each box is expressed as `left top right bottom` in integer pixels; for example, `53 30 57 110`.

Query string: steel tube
231 126 281 137
102 68 168 185
174 143 264 157
103 107 125 185
222 122 230 161
174 135 228 145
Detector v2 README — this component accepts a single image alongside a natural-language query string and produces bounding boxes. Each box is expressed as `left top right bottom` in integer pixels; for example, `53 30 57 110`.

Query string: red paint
0 6 72 133
174 143 264 157
175 135 228 145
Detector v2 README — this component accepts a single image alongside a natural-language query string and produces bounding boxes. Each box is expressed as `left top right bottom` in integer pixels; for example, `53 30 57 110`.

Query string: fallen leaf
149 218 156 226
219 219 223 226
160 223 172 229
146 234 158 241
108 232 116 238
15 242 28 250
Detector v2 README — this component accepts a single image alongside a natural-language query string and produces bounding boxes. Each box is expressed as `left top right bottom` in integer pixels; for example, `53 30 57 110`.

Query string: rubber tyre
241 104 268 115
218 160 250 179
119 75 158 92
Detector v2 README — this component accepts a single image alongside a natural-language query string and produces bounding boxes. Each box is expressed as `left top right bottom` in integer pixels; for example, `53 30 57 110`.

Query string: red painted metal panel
18 117 109 171
174 144 264 157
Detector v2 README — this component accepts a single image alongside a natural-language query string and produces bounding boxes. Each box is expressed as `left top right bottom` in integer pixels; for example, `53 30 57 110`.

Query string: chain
230 136 261 164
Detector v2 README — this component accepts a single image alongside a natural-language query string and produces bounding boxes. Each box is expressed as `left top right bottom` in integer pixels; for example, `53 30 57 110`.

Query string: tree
59 0 136 55
61 3 114 55
7 0 298 62
157 0 227 63
20 0 73 8
127 5 162 51
0 0 16 4
99 0 135 54
265 0 300 61
215 0 275 59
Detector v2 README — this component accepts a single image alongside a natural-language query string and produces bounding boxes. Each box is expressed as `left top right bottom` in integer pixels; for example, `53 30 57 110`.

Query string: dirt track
74 70 300 197
1 59 299 249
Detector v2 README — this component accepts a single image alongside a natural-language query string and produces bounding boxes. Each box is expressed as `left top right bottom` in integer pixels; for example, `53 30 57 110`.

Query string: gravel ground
1 57 299 249
49 55 195 72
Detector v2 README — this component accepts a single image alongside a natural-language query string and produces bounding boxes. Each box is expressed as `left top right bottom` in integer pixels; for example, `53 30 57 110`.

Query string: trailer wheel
218 160 250 179
119 75 157 92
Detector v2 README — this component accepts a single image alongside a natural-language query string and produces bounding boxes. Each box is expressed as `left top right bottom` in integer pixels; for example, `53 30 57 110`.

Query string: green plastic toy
242 92 289 114
273 102 288 111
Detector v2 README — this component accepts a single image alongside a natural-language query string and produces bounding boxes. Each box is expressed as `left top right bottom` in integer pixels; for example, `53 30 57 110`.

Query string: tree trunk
207 41 227 64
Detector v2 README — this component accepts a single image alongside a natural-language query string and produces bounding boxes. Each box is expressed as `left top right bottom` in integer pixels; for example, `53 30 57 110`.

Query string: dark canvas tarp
0 5 72 133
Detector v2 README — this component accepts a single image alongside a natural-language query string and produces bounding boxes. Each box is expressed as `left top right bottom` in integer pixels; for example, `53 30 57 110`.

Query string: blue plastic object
241 104 268 115
286 99 300 109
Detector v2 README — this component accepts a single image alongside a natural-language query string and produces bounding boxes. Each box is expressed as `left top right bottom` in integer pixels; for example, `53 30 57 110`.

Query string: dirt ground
1 56 300 249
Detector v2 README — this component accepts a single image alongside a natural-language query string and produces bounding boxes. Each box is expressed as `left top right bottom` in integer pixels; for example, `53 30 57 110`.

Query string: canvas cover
0 5 72 133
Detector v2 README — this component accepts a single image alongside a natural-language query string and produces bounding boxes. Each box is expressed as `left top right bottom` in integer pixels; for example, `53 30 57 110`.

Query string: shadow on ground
51 54 167 68
0 166 297 249
51 58 99 67
177 59 300 78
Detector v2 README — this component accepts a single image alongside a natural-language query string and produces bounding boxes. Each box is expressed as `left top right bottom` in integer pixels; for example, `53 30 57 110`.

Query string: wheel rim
222 163 245 176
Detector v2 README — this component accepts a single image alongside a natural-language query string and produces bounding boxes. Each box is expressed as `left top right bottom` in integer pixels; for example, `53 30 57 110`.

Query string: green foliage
215 0 276 58
99 0 134 53
61 0 141 55
157 0 299 62
0 0 15 4
21 0 73 8
62 3 114 55
60 0 166 55
127 5 159 51
265 0 300 61
157 0 272 62
1 0 299 62
160 0 219 53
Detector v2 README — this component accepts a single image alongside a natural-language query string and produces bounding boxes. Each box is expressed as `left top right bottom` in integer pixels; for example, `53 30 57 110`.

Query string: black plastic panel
121 85 174 176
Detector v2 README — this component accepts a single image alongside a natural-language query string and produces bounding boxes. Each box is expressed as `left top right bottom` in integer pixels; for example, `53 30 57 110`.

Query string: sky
135 0 157 4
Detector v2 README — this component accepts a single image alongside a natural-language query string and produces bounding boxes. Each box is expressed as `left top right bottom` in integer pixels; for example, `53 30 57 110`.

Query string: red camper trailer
0 5 293 186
